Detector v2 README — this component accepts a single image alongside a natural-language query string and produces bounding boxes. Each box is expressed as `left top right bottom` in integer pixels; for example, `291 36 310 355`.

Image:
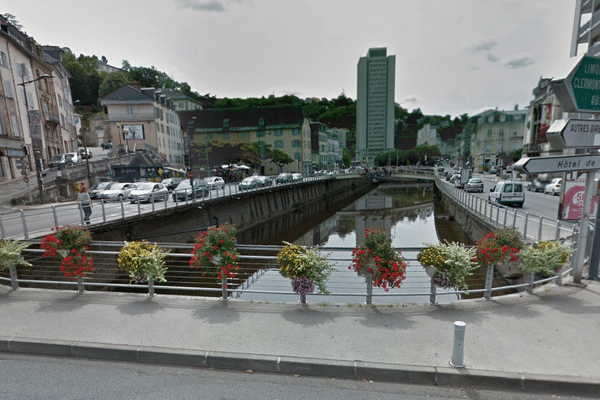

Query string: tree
342 149 352 168
267 149 294 171
98 71 129 98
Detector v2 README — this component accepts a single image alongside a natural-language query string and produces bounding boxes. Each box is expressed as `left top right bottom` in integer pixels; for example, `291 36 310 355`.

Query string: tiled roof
179 105 305 130
101 85 154 103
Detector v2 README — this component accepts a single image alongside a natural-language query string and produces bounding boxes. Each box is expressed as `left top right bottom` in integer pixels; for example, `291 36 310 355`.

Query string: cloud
486 53 500 62
403 97 419 104
177 0 226 12
504 54 534 68
465 40 498 54
176 0 250 12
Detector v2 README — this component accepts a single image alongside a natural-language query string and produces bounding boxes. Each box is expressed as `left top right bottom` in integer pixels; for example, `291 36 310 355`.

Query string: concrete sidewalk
1 279 599 393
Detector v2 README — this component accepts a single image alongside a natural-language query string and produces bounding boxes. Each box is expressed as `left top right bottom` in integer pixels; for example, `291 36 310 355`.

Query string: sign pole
573 171 596 283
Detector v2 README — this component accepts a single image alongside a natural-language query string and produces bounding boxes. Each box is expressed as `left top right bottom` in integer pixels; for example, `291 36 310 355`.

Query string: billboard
562 176 599 220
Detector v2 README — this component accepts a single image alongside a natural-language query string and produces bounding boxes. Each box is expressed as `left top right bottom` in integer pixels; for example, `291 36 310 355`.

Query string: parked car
544 178 562 195
161 177 182 192
128 182 169 203
99 182 137 202
65 152 82 165
172 179 209 202
48 154 72 169
275 172 293 184
488 180 525 207
291 173 303 182
78 148 92 159
238 176 261 191
464 178 484 193
204 176 225 190
528 178 552 192
89 182 113 200
254 175 273 187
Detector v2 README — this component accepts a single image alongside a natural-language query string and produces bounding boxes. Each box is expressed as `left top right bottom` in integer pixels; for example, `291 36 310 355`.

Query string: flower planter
424 265 437 278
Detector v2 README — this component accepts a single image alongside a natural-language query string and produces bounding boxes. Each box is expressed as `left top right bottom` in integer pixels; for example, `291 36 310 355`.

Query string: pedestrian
77 184 93 225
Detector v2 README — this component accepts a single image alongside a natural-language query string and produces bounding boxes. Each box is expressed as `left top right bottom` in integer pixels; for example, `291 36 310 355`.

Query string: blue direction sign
565 56 600 112
514 154 600 175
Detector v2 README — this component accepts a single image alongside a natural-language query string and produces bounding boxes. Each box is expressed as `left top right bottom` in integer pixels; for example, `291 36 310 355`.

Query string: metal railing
0 242 573 305
0 173 343 240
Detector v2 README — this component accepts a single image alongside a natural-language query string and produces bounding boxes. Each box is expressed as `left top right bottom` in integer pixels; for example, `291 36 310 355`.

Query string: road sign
560 56 600 113
187 171 194 179
23 176 29 183
547 119 600 149
513 154 600 175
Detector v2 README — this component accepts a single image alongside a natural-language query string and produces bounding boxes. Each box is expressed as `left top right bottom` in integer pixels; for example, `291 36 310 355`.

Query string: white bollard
450 321 466 368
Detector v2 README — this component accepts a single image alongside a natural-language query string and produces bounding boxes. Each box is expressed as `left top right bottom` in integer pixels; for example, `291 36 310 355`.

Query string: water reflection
238 184 460 304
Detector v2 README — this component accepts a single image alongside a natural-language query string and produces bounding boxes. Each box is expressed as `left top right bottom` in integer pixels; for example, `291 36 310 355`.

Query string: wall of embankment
90 177 374 244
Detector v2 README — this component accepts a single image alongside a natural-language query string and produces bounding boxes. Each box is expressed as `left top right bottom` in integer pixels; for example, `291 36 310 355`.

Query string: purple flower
291 276 314 295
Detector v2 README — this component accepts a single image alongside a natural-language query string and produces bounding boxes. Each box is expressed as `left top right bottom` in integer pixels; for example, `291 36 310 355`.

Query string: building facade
470 108 527 170
0 14 64 182
357 47 395 164
101 85 183 167
179 105 312 176
161 89 203 112
571 0 600 57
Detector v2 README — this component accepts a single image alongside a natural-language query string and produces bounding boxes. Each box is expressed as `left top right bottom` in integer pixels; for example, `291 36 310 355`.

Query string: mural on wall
123 124 145 140
562 177 599 220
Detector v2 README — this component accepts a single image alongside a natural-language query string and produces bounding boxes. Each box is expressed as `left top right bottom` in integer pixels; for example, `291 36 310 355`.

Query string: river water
237 183 465 305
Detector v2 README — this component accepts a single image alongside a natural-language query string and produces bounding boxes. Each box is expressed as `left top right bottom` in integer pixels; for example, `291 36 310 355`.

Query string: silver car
464 178 484 193
128 182 169 203
99 182 137 202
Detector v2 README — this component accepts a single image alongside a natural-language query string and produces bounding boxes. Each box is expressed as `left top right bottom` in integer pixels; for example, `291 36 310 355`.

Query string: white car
544 178 562 195
204 176 225 190
99 182 137 202
128 182 169 203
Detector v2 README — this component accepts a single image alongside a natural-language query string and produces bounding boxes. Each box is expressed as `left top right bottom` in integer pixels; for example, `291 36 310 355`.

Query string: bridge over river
0 168 583 304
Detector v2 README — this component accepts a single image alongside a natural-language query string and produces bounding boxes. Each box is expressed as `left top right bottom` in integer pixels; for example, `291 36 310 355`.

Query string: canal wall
90 177 374 243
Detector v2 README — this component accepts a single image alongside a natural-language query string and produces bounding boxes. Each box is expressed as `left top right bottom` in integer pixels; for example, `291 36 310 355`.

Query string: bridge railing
0 174 341 240
0 242 572 305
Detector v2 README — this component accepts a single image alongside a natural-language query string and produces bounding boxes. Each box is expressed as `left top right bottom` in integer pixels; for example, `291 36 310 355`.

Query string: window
274 140 284 148
294 152 301 160
223 132 229 140
292 140 301 148
126 106 134 116
292 128 300 136
4 80 14 98
223 118 229 128
0 51 8 68
487 129 492 138
11 115 20 137
274 129 283 136
241 132 247 139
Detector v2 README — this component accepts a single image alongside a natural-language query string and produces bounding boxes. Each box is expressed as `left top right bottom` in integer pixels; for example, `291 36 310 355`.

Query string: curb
1 336 598 394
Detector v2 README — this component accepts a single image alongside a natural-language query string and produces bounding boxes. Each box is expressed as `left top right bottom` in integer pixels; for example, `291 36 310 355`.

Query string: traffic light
183 154 190 167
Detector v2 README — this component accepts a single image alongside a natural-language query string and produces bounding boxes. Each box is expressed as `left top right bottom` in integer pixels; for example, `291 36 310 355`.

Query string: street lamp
18 74 53 204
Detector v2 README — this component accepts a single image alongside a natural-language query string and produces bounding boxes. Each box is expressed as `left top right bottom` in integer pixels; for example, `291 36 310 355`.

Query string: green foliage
117 241 169 283
0 239 31 269
418 242 478 292
519 241 572 276
98 71 130 98
277 242 334 294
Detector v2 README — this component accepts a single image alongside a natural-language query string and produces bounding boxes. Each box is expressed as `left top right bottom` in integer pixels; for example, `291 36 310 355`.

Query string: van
488 180 525 207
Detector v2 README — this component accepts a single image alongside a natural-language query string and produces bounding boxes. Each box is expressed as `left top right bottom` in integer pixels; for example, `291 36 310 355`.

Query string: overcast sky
7 0 578 117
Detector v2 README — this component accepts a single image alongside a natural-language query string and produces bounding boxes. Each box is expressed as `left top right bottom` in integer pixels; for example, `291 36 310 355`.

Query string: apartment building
470 108 527 169
179 105 312 176
0 14 63 181
101 85 183 167
357 47 396 164
160 89 203 112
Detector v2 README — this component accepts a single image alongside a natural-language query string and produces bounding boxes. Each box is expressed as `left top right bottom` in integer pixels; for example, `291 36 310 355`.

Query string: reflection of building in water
295 214 340 247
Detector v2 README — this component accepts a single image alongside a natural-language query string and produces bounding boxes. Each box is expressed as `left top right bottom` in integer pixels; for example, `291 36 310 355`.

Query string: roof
101 85 155 104
179 105 306 131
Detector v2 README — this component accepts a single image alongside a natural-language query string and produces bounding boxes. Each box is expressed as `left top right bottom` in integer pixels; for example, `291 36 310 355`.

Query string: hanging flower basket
0 239 31 270
417 241 478 292
117 241 169 284
40 225 93 281
189 223 240 286
350 228 407 292
519 240 572 276
277 241 334 295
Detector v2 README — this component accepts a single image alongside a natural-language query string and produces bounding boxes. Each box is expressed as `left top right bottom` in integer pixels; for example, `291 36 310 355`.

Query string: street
0 354 587 400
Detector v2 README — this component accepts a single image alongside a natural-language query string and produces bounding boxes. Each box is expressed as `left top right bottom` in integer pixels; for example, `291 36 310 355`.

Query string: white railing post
484 264 494 300
101 200 106 223
9 265 18 289
366 274 373 306
52 205 59 228
538 216 544 241
555 220 561 240
20 210 28 239
523 213 529 240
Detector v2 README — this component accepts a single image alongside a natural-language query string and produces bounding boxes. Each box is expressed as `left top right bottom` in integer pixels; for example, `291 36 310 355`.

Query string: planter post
76 275 85 293
526 271 535 294
9 264 18 290
429 281 437 305
366 273 373 306
299 293 307 304
221 276 228 300
484 264 494 300
148 277 155 296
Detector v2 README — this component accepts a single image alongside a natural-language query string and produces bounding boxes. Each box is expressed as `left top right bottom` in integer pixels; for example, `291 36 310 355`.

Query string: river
236 182 469 305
